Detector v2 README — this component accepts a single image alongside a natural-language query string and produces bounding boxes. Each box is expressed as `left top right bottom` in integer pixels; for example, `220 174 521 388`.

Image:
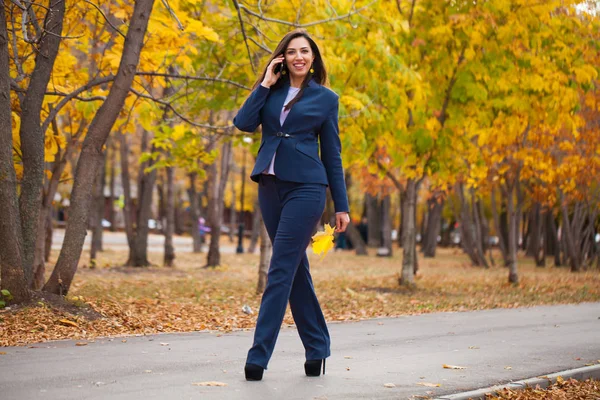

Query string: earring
282 65 287 75
309 65 314 74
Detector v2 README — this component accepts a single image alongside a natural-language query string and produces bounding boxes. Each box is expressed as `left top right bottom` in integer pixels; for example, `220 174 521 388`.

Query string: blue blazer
233 78 349 213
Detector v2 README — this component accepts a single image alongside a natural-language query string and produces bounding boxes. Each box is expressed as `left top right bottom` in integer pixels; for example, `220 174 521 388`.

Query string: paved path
1 303 599 399
51 229 239 254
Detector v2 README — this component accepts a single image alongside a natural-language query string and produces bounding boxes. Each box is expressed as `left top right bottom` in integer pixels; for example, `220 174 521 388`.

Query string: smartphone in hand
273 54 284 74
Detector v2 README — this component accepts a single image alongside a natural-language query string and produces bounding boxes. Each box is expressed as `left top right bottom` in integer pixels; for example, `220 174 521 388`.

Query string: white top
262 86 301 175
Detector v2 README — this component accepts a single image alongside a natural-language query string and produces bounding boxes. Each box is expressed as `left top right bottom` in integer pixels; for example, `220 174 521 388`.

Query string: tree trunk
247 197 261 254
399 178 417 287
44 210 53 263
504 177 521 284
471 194 489 268
90 152 107 267
345 219 368 255
163 166 175 267
18 1 66 287
423 193 443 257
455 183 481 266
229 160 237 243
187 172 203 253
256 220 271 294
366 193 381 248
546 210 561 266
44 0 156 295
108 141 117 231
0 7 30 303
559 192 581 272
398 191 405 247
491 186 509 266
381 194 393 256
529 203 546 267
206 140 233 267
128 138 157 267
32 135 76 289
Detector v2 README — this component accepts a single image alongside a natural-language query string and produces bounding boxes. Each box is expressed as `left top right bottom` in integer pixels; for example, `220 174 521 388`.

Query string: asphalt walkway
1 302 599 399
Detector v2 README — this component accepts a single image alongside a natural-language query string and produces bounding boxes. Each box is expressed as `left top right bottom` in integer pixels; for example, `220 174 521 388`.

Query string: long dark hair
252 29 328 111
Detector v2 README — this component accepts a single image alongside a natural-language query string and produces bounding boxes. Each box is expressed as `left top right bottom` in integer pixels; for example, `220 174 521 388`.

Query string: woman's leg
289 253 331 361
246 179 325 369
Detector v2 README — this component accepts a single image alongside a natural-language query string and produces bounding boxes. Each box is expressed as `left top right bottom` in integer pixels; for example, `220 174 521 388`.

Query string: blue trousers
247 175 331 369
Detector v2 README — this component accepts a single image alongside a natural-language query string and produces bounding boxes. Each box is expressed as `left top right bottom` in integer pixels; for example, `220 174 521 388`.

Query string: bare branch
232 0 256 74
82 0 126 39
248 36 272 53
40 75 115 134
160 0 184 30
10 7 25 82
239 0 377 28
135 71 251 90
42 30 85 40
10 0 27 10
25 1 43 39
129 88 239 135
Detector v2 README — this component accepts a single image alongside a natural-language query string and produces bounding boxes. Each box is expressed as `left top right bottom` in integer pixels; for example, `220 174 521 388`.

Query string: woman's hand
261 55 284 88
335 212 350 233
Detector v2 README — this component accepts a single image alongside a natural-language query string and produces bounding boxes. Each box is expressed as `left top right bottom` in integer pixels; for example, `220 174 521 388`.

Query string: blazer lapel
280 78 318 131
269 81 290 130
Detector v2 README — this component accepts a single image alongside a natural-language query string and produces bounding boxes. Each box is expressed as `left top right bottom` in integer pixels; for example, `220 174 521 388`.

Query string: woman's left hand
335 212 350 233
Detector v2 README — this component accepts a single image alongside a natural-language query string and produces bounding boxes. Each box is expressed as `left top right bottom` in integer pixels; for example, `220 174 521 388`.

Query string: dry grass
1 246 599 346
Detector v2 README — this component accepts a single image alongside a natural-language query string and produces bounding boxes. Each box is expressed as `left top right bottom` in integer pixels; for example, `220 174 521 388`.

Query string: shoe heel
245 363 264 381
304 359 324 377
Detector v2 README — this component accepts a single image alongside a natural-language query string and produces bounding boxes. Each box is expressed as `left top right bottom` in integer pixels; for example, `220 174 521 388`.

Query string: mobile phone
273 55 284 74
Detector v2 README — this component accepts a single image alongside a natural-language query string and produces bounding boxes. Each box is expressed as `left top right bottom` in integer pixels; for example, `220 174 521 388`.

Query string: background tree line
0 0 598 305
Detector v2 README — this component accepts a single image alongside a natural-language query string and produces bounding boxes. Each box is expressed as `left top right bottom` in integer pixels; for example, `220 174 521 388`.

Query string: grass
1 246 599 346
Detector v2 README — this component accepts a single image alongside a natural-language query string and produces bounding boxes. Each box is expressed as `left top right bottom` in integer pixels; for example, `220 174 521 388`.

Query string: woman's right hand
261 55 284 88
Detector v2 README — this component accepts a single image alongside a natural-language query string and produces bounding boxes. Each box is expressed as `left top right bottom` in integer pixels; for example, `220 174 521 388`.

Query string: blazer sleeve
233 85 270 132
319 97 350 213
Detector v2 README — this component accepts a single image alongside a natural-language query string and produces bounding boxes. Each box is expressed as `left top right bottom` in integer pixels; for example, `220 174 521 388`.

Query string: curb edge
435 364 600 400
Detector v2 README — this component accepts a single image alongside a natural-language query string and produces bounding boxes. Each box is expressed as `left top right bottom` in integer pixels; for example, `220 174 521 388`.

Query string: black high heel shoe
304 358 326 376
244 363 264 381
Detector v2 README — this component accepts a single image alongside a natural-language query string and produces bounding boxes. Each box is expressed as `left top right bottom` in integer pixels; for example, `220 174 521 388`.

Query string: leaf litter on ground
1 247 600 346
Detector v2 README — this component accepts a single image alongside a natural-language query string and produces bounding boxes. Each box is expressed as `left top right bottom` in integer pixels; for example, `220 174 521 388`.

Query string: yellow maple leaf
311 223 335 259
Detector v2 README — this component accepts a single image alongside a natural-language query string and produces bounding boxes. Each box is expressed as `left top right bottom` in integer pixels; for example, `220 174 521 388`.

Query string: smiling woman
233 28 350 381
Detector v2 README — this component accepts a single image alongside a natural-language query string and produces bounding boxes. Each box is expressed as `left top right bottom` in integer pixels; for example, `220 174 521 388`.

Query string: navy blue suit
233 77 349 369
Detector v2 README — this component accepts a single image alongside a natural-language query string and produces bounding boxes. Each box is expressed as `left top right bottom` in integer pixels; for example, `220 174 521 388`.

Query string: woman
233 29 350 381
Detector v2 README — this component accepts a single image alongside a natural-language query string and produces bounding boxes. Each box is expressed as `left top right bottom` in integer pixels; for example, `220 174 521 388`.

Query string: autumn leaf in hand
311 223 335 259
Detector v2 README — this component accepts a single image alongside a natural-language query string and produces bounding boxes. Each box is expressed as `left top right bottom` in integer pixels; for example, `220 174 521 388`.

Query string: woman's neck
290 76 304 88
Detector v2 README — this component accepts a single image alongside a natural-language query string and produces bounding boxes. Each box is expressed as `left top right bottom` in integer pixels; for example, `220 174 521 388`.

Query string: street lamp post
236 147 247 254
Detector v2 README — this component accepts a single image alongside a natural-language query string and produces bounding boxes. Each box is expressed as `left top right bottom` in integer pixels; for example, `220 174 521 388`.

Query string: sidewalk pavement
1 302 599 399
51 229 240 254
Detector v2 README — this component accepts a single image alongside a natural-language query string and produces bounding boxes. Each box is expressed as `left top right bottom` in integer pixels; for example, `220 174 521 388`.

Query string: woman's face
284 37 315 80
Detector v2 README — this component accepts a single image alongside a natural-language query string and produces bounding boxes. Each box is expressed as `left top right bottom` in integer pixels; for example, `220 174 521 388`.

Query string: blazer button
276 132 283 137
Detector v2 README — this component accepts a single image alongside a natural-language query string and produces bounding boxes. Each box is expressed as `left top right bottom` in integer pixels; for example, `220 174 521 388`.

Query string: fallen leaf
75 342 88 346
58 319 78 328
160 342 169 346
443 364 466 369
192 381 227 387
383 383 396 388
121 339 127 343
0 352 6 355
504 366 512 370
344 356 353 359
468 346 480 349
417 382 441 387
346 367 350 371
